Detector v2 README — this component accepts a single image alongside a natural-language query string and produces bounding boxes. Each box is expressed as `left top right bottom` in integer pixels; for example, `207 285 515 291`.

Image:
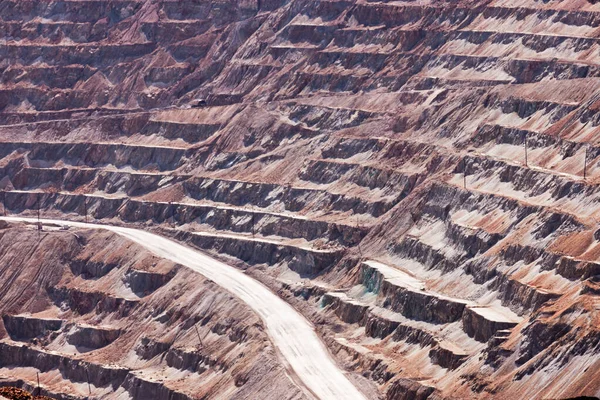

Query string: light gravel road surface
1 216 367 400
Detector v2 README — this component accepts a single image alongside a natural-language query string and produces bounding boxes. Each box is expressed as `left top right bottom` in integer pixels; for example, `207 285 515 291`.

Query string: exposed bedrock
0 226 306 399
124 268 177 296
501 243 600 281
322 292 370 325
2 315 62 341
48 286 139 316
390 236 463 273
69 258 119 278
121 373 194 400
0 343 199 400
382 278 466 324
385 378 443 400
300 159 419 194
364 312 400 339
183 177 399 217
165 346 228 374
391 323 437 349
462 307 520 343
66 324 121 350
491 272 562 314
428 344 469 370
4 190 367 247
3 0 600 398
179 230 344 276
360 262 467 324
321 291 471 370
0 142 188 172
0 342 130 389
141 120 221 143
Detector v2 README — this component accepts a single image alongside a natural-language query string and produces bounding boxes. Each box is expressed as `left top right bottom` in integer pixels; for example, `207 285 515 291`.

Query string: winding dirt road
0 216 367 400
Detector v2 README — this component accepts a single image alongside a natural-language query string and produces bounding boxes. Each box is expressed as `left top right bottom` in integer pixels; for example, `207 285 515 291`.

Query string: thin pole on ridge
584 146 588 181
86 368 92 397
194 324 204 348
524 134 528 167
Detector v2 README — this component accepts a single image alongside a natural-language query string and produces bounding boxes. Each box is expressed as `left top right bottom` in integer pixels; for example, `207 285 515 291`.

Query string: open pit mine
0 0 599 399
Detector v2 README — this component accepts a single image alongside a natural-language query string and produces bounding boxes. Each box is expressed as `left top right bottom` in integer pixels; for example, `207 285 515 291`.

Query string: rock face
0 226 306 400
0 0 600 399
2 315 63 341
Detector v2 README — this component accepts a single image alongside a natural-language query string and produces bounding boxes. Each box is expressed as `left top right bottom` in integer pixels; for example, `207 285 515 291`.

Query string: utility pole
584 146 589 181
194 324 203 348
524 134 528 167
86 368 92 398
36 372 40 396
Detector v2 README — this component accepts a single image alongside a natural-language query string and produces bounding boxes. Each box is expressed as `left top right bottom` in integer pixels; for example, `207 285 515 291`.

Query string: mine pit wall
364 312 401 339
320 288 473 371
182 177 400 217
361 260 467 324
0 342 197 400
125 268 177 295
322 294 470 371
319 301 477 383
0 142 188 172
0 226 308 400
379 279 466 324
2 0 600 397
385 378 443 400
66 325 121 349
2 192 349 275
165 347 228 374
69 258 120 279
2 315 63 341
141 120 221 143
428 346 468 371
47 286 139 316
177 230 345 276
473 124 600 163
3 189 367 247
0 342 129 389
490 272 562 314
358 263 517 344
501 243 600 281
121 374 195 400
461 308 518 343
322 293 370 325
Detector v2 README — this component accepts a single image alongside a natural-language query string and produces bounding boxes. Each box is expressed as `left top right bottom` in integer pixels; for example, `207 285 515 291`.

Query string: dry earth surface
0 0 599 399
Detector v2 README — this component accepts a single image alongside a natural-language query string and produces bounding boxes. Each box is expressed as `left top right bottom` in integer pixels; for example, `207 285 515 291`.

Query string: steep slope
1 216 370 400
0 0 599 399
0 221 308 400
